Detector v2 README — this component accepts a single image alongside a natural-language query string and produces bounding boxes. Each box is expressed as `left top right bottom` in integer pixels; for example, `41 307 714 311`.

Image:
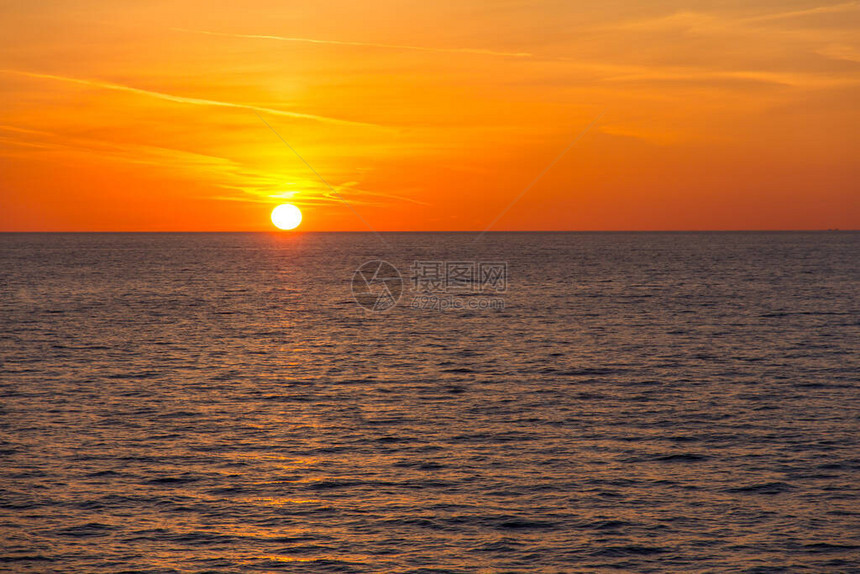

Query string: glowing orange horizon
0 2 857 231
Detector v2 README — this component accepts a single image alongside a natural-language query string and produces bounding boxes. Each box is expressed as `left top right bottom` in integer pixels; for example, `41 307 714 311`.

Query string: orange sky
1 0 858 231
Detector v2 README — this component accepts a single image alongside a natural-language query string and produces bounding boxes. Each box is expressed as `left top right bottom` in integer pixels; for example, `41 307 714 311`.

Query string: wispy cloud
596 65 859 89
321 183 431 206
743 1 859 23
175 28 532 58
0 69 379 127
606 3 860 34
818 43 860 62
0 123 427 208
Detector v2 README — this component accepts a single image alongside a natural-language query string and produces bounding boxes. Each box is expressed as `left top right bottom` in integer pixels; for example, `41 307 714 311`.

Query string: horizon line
0 229 855 234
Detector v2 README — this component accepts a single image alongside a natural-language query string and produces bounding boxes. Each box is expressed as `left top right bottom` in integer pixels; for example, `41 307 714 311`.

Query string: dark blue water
1 232 858 572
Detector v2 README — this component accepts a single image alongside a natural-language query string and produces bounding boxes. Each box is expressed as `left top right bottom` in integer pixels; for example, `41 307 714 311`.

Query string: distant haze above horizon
1 0 858 231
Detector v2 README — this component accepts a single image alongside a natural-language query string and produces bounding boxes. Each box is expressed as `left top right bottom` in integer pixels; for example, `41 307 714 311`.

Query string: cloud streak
0 69 378 127
175 28 532 58
743 1 859 23
0 123 427 208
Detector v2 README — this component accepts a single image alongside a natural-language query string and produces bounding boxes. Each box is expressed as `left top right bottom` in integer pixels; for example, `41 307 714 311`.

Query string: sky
0 0 858 231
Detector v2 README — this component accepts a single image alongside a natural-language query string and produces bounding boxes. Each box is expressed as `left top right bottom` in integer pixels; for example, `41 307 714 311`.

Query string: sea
1 231 858 572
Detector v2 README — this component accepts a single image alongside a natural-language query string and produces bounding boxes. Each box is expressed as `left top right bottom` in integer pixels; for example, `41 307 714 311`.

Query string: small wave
54 522 114 538
0 555 55 563
801 542 860 553
305 479 361 491
496 517 557 530
146 475 201 486
585 519 632 530
653 453 710 463
727 482 792 495
591 545 667 557
84 470 121 477
559 367 622 376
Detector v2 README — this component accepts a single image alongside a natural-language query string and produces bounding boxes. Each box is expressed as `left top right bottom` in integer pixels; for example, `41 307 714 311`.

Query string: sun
271 204 302 230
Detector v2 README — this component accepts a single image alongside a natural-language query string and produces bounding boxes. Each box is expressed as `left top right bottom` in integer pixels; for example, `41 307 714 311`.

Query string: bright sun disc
271 204 302 230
